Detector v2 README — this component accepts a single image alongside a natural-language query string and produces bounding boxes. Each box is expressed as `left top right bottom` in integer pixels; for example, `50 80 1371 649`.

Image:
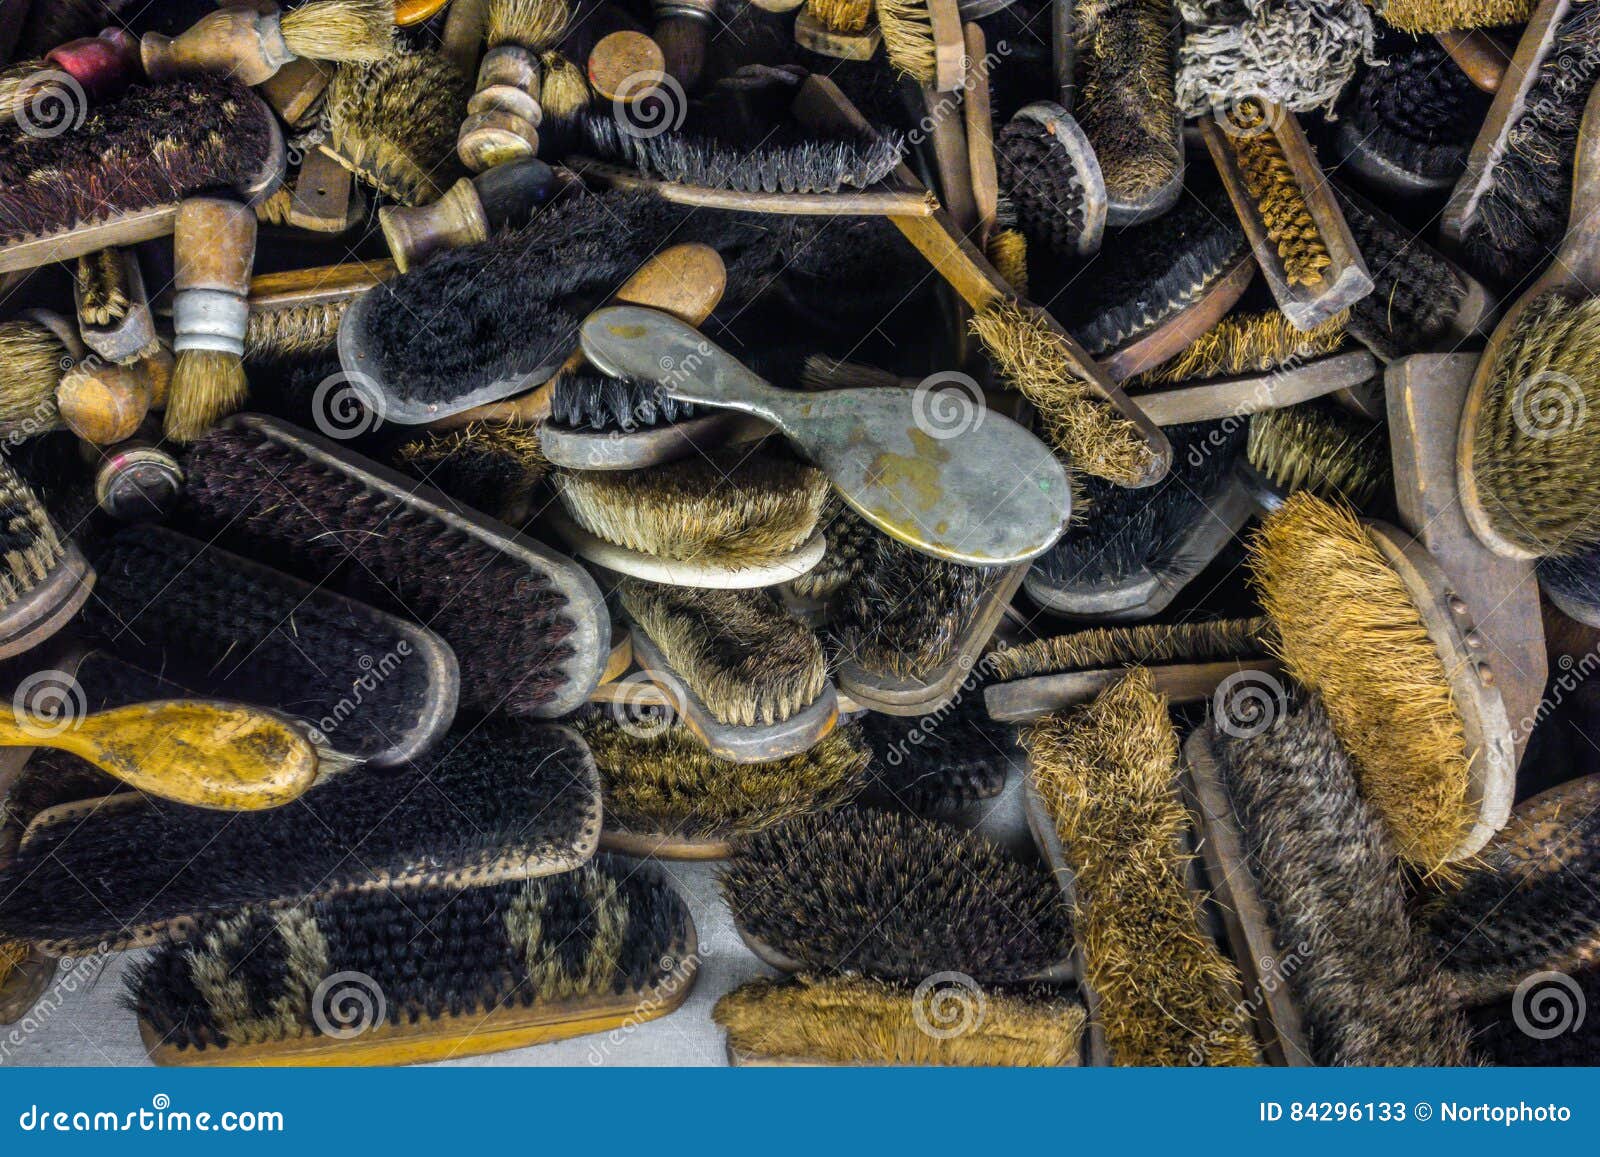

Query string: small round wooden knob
57 361 153 445
588 31 667 104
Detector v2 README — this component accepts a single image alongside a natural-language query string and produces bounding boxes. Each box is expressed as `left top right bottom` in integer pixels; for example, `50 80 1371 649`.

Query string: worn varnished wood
1437 28 1510 93
1127 349 1378 426
986 659 1282 724
1102 255 1256 382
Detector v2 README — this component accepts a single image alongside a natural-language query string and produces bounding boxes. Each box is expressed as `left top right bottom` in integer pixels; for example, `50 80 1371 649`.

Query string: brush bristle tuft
996 118 1090 258
876 0 937 80
1373 0 1535 34
1227 100 1328 287
327 52 468 206
0 320 66 431
547 372 696 431
986 228 1029 295
1246 398 1387 507
807 0 873 31
1130 308 1347 386
1075 0 1180 206
540 52 592 120
991 616 1274 681
164 351 248 443
280 0 396 62
486 0 570 48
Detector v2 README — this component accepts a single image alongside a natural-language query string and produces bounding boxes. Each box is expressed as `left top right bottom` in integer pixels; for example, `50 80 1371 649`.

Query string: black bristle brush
546 373 697 433
0 721 601 953
180 413 607 718
127 856 693 1066
995 102 1106 258
1337 37 1488 193
857 694 1017 814
85 524 457 767
721 808 1073 982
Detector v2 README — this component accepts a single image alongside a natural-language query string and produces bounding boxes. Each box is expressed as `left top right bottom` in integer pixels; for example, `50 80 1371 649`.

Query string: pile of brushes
0 0 1597 1076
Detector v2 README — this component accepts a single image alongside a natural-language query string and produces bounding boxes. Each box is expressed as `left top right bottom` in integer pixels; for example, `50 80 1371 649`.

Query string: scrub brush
324 50 469 205
1243 398 1388 509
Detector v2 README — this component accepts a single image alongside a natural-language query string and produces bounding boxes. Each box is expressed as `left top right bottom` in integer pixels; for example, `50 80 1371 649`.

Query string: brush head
1062 182 1246 356
826 517 986 680
547 372 697 433
1470 292 1600 559
85 525 446 765
75 250 130 327
1245 398 1387 507
1017 669 1259 1066
986 228 1029 297
126 856 687 1058
163 350 247 444
0 319 66 432
1333 185 1469 358
1029 420 1244 593
576 713 869 840
1175 0 1376 116
1250 492 1475 872
996 114 1093 259
0 457 67 610
971 300 1157 486
394 422 547 521
556 451 828 569
786 495 873 600
280 0 396 62
0 76 275 246
486 0 569 48
722 807 1072 982
1227 100 1329 287
857 694 1016 813
1075 0 1180 208
620 580 827 727
326 51 468 206
181 421 584 717
540 51 592 121
576 113 904 194
1342 39 1485 186
1129 307 1348 386
1210 693 1477 1066
876 0 936 80
1 722 600 950
715 975 1086 1066
1371 0 1535 34
1470 968 1600 1065
245 301 348 362
807 0 873 31
990 615 1275 681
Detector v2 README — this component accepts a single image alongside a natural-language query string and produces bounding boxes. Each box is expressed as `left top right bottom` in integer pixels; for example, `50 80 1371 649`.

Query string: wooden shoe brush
581 306 1073 566
322 49 470 206
795 0 882 60
244 259 397 363
856 693 1017 813
576 713 869 858
1016 670 1260 1066
456 0 572 171
1250 492 1515 870
0 455 93 660
722 807 1074 981
0 75 284 274
550 450 830 588
1443 0 1600 283
1073 0 1183 224
0 720 599 953
877 0 966 89
1454 79 1600 563
180 413 609 718
1195 695 1477 1065
129 857 694 1066
717 975 1086 1067
994 101 1107 259
87 524 457 767
616 579 838 762
1201 99 1371 330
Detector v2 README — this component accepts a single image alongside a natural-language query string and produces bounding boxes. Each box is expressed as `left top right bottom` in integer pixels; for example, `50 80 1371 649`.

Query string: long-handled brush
163 198 256 443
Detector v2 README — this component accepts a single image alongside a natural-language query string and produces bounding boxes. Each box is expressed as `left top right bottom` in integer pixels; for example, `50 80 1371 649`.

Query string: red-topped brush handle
41 28 140 102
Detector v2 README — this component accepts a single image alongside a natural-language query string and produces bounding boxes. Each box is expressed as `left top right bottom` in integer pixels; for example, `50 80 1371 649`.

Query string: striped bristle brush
722 808 1073 981
1369 0 1536 33
394 423 548 523
128 857 694 1066
325 50 469 205
1243 398 1389 509
1208 694 1477 1065
0 721 600 953
180 413 606 718
1017 670 1259 1065
1128 307 1349 386
990 615 1275 682
1175 0 1376 116
1337 37 1488 191
856 694 1017 814
0 456 93 660
1424 774 1600 1005
1224 99 1331 288
1075 0 1183 221
716 976 1086 1066
995 103 1105 258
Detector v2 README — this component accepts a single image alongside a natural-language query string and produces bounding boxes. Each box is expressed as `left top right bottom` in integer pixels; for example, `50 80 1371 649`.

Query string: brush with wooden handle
165 198 257 444
0 698 327 811
380 158 563 272
458 0 572 171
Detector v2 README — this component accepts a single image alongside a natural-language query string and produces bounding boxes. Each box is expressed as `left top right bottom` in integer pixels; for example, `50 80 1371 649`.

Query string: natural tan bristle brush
795 0 881 61
164 197 257 443
0 456 94 660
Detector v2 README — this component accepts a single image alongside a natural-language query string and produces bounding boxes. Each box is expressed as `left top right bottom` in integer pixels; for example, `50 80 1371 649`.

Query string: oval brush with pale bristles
0 317 69 436
325 50 469 205
722 807 1073 981
995 102 1106 259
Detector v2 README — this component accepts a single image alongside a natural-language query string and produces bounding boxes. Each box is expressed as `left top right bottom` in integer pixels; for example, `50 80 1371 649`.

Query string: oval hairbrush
580 306 1072 566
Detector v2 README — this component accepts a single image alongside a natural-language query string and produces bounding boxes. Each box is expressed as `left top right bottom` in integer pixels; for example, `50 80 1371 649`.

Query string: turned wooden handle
44 28 140 99
140 8 293 87
557 242 726 374
57 361 153 445
588 31 666 102
174 199 258 295
1436 29 1508 94
396 0 453 24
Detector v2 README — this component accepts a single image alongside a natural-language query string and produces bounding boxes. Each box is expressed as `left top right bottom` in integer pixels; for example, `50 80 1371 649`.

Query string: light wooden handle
140 8 293 87
557 242 727 374
175 199 258 295
57 361 152 444
458 46 542 171
1435 29 1508 94
588 31 666 103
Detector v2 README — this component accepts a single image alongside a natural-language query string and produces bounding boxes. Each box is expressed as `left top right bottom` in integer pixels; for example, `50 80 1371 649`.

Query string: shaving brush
650 0 718 90
142 1 394 86
164 199 257 444
458 0 572 172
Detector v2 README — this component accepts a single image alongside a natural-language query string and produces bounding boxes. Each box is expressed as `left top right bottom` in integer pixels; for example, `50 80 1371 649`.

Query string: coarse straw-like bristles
1228 100 1330 287
1211 695 1477 1065
876 0 936 80
787 495 874 599
487 0 570 48
808 0 873 32
577 716 870 839
987 228 1028 296
540 52 592 120
1470 293 1600 559
990 616 1275 682
164 351 248 444
245 301 348 361
326 52 468 206
1017 670 1259 1066
395 422 548 517
253 185 294 226
280 0 396 62
1075 0 1180 206
0 939 25 993
722 808 1073 981
555 452 828 568
75 250 129 326
1129 308 1348 387
0 321 66 432
1249 492 1475 872
620 580 827 727
715 975 1087 1066
1372 0 1535 34
0 459 65 608
1247 398 1387 507
971 300 1155 485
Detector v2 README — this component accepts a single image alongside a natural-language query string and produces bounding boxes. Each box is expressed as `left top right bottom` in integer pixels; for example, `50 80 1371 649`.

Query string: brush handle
141 8 293 87
173 199 258 357
588 31 666 104
380 159 558 272
57 360 152 445
1435 29 1508 94
581 306 784 415
458 45 543 172
652 0 715 88
39 27 140 101
0 699 321 811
